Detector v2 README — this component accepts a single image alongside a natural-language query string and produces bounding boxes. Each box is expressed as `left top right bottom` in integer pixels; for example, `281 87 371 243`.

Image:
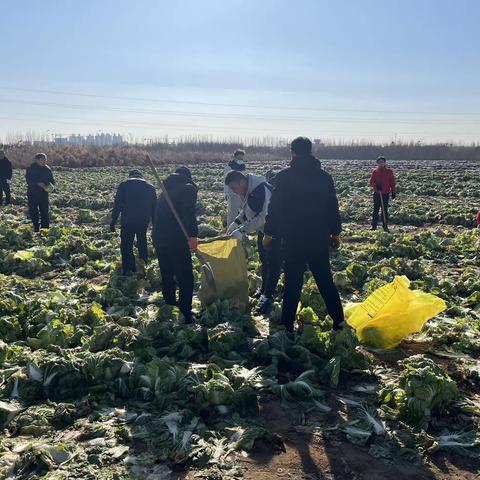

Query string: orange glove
188 237 198 251
262 234 273 249
330 235 341 250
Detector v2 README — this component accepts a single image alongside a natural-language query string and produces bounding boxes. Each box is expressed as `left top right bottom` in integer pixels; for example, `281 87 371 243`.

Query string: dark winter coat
152 173 198 248
0 157 12 181
111 178 157 226
264 155 341 250
25 163 55 196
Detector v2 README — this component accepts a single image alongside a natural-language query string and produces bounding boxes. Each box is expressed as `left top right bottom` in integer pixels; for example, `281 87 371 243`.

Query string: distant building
54 137 68 146
52 133 124 146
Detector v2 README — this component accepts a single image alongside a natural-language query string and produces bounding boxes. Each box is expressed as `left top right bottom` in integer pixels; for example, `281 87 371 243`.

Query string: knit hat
175 166 192 180
129 169 143 178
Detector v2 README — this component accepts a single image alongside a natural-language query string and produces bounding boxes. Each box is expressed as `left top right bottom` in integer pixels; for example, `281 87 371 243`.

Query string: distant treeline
1 141 479 168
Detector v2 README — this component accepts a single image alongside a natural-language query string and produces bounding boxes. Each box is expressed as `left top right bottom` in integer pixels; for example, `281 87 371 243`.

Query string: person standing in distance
370 156 396 232
25 153 55 232
224 149 246 226
0 150 12 206
110 169 157 276
263 137 344 333
152 166 198 324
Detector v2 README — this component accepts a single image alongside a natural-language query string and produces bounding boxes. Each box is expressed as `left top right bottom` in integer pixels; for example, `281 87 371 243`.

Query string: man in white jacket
225 170 282 315
224 149 246 226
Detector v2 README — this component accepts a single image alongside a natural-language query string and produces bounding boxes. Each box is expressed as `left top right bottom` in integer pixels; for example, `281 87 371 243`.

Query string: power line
1 114 478 140
0 85 479 117
0 97 479 126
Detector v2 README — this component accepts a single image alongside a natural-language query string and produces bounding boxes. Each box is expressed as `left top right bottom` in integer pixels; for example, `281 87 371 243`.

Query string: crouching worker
25 153 55 232
225 171 282 315
152 167 198 323
263 136 344 333
110 169 157 275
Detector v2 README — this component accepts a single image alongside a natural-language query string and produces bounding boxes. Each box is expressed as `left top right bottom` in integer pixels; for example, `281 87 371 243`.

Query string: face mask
235 158 244 165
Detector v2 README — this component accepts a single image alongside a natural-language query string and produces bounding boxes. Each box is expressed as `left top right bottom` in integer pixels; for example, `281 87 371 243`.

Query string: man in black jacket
0 150 12 206
110 169 157 275
263 137 344 333
25 153 55 232
152 166 198 323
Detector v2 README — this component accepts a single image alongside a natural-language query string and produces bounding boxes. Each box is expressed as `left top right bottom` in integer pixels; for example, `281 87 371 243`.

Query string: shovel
378 191 388 231
146 154 216 292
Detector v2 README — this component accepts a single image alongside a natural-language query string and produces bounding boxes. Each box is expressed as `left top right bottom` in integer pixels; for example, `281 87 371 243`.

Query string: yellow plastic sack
197 238 249 309
345 275 446 349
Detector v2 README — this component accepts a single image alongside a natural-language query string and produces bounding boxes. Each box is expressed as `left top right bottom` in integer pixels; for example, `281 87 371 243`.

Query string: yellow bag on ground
197 238 249 309
345 275 446 349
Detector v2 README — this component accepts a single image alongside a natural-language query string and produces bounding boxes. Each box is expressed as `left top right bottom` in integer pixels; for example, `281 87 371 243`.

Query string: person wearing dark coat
152 166 198 323
0 150 12 206
110 169 157 275
25 153 55 232
263 137 344 333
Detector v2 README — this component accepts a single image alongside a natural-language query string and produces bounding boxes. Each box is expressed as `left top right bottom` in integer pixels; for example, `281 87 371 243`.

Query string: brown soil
236 401 478 480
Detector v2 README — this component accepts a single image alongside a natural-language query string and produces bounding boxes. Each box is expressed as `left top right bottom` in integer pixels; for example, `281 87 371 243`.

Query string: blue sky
1 0 479 143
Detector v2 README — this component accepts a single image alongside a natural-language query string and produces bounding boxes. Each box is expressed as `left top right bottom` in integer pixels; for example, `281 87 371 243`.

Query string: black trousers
257 232 283 298
282 247 344 332
0 180 11 205
372 192 390 228
28 192 49 232
156 244 194 320
120 223 148 274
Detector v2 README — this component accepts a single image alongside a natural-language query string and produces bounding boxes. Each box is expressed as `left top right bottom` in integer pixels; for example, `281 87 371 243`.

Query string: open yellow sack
345 275 446 349
197 238 249 309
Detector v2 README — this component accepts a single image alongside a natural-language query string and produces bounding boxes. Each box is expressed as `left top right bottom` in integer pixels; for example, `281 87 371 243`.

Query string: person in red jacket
476 210 480 226
370 156 396 231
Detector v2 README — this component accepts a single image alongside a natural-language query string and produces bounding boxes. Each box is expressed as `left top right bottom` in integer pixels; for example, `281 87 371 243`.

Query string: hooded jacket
111 177 157 226
264 155 341 249
25 163 55 196
0 157 12 181
152 173 198 248
231 174 272 234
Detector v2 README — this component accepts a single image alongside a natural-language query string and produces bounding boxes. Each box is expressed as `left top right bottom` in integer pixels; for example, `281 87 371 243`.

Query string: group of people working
0 140 401 333
110 137 398 332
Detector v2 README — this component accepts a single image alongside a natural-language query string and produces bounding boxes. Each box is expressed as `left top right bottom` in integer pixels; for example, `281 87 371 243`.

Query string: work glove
188 237 198 251
109 222 116 233
330 235 341 250
6 179 11 184
230 229 243 240
391 192 396 200
262 234 273 249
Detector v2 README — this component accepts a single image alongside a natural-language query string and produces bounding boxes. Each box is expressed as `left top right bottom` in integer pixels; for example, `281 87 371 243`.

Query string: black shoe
255 295 273 315
371 226 377 231
383 226 390 232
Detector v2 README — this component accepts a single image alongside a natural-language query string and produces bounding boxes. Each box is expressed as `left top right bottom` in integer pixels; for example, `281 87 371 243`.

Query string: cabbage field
0 158 479 480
